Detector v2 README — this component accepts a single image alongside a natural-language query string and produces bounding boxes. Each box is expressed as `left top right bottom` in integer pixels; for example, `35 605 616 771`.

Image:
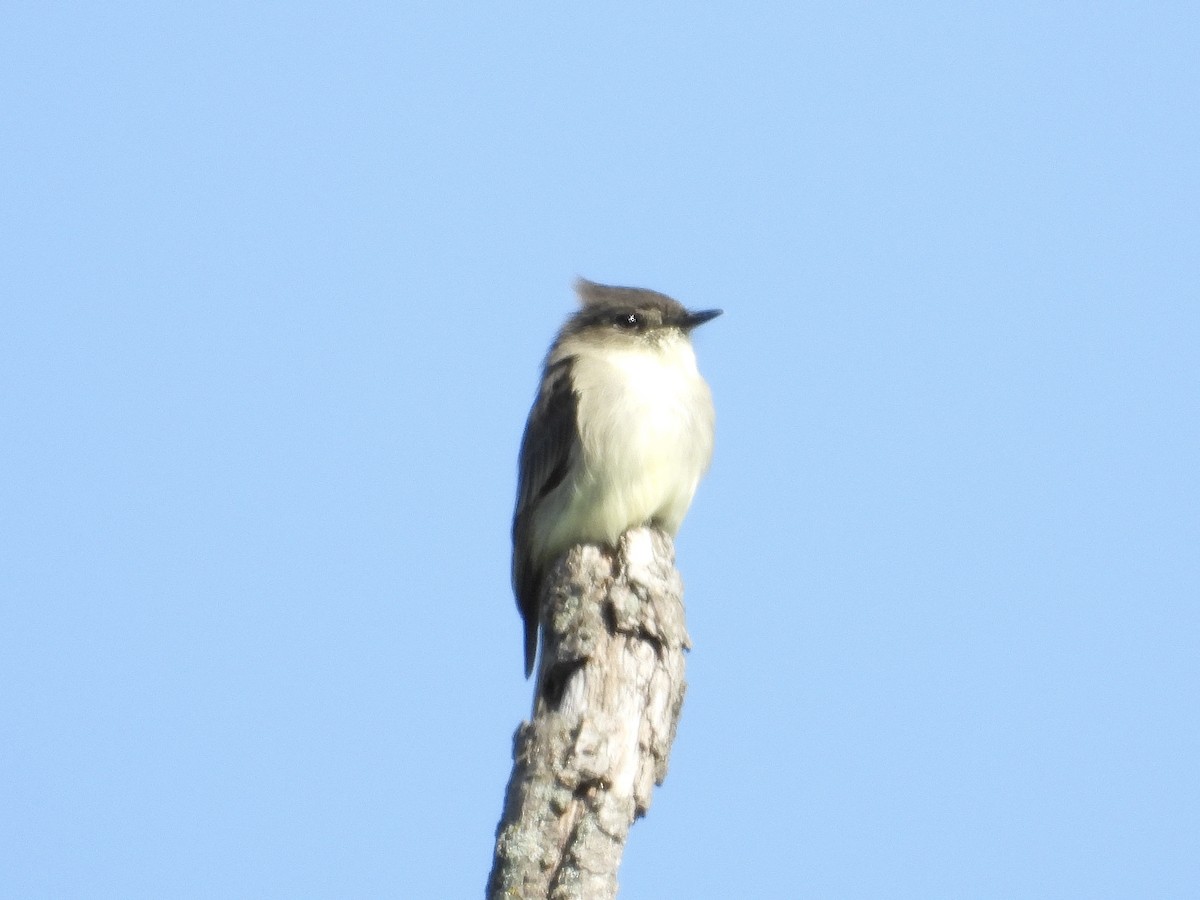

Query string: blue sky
2 3 1197 897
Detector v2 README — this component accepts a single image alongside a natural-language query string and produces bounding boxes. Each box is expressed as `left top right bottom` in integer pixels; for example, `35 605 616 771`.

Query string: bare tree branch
488 527 690 900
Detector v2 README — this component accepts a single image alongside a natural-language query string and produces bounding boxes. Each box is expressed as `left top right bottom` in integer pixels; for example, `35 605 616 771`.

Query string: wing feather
512 356 578 676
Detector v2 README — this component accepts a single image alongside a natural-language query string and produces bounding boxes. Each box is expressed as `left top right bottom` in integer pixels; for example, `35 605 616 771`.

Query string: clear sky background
3 3 1197 898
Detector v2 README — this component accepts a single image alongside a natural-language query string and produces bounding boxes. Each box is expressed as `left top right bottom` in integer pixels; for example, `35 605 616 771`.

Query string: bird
511 278 720 676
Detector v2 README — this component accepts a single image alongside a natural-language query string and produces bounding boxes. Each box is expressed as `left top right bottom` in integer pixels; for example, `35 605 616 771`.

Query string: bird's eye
614 312 640 330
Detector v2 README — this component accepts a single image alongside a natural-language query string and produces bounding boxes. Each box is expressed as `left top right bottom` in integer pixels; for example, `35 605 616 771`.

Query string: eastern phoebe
512 279 720 676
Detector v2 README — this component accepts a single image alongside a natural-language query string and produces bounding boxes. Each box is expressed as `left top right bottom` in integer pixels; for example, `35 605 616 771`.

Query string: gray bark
487 527 690 900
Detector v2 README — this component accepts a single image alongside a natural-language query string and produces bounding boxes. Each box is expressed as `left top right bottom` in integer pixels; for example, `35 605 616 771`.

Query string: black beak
681 308 723 330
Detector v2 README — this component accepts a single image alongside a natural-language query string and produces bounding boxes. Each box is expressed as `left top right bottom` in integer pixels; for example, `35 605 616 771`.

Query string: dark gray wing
512 355 578 677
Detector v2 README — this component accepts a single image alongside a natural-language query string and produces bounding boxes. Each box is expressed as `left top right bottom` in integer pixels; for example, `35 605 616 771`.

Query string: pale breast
566 337 715 542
